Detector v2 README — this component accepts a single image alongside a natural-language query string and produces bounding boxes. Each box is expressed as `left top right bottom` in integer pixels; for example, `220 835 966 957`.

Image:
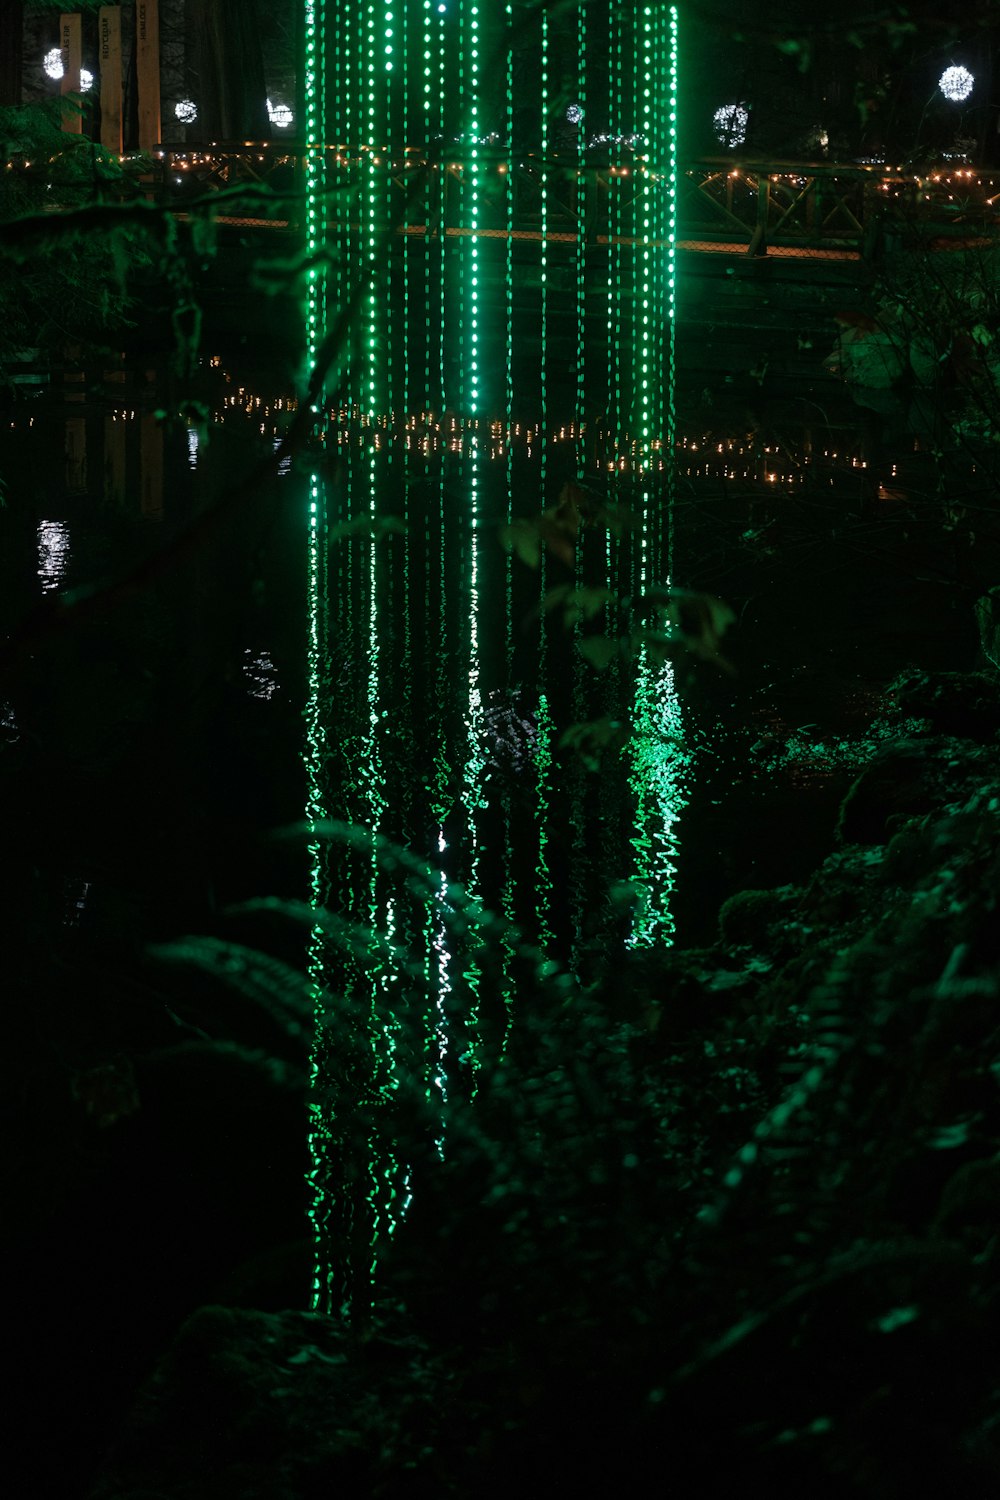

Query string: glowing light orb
42 49 92 90
939 66 974 103
267 99 294 128
714 102 748 148
174 99 198 124
566 102 583 125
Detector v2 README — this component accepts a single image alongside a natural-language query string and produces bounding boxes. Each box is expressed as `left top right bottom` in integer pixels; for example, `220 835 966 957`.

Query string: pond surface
1 338 986 1313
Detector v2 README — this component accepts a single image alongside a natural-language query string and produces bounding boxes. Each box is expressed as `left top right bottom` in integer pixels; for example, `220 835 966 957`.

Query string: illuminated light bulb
714 102 748 148
43 47 63 80
939 66 974 102
174 99 198 124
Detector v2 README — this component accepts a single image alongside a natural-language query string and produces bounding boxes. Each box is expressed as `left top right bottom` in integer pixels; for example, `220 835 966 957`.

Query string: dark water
1 348 984 951
2 341 986 1327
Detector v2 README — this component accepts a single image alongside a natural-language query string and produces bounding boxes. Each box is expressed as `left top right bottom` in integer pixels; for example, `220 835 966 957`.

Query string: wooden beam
59 13 82 135
136 0 161 153
99 6 123 154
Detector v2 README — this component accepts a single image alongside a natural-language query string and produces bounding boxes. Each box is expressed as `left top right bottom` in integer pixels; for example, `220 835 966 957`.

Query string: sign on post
136 0 161 153
59 13 82 134
99 6 123 154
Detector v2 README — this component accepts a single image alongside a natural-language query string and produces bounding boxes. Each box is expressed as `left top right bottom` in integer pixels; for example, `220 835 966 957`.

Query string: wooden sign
59 13 82 134
99 6 123 154
136 0 161 153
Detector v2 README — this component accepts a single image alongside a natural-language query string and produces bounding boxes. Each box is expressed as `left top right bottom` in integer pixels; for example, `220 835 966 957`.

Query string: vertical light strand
609 3 623 486
539 5 549 490
665 5 679 578
626 4 688 955
500 1 517 1051
636 2 654 598
459 0 485 1088
568 0 588 973
504 1 514 628
422 0 434 425
574 2 587 458
534 4 552 954
303 0 331 1316
437 2 447 413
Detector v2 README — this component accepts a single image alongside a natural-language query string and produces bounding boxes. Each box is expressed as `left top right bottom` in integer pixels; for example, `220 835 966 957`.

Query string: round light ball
714 103 748 148
939 66 974 103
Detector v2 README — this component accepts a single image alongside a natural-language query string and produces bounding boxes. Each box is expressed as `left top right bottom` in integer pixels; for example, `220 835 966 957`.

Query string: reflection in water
242 649 279 700
37 519 71 593
626 656 688 950
1 700 19 740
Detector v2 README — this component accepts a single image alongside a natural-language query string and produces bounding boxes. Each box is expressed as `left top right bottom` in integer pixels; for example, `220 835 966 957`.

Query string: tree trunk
188 0 270 142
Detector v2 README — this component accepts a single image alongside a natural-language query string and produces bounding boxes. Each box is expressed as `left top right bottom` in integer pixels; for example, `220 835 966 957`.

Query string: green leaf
578 635 621 670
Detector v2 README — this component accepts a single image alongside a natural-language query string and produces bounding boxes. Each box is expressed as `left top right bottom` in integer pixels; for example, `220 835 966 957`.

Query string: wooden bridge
153 145 1000 262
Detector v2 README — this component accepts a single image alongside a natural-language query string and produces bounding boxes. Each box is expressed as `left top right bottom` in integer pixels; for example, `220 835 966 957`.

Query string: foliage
0 99 152 356
128 701 1000 1493
825 230 1000 449
501 485 736 767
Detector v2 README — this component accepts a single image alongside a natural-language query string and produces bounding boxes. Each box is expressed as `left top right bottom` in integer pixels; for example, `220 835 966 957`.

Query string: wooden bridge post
99 6 123 154
747 170 769 256
136 0 161 153
59 13 82 134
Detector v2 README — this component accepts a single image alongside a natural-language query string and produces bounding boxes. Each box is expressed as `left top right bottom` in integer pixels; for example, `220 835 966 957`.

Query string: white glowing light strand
939 66 974 103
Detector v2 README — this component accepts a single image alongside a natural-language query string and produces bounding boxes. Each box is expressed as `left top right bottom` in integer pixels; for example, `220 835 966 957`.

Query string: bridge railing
679 158 887 256
150 145 1000 256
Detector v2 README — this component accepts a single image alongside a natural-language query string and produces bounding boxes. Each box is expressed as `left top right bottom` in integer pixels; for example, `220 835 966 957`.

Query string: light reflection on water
1 700 19 740
36 519 71 593
5 350 946 1318
242 649 279 700
304 417 686 1317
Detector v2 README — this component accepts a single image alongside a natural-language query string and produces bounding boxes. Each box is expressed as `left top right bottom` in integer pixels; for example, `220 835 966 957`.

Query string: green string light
303 0 683 1317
